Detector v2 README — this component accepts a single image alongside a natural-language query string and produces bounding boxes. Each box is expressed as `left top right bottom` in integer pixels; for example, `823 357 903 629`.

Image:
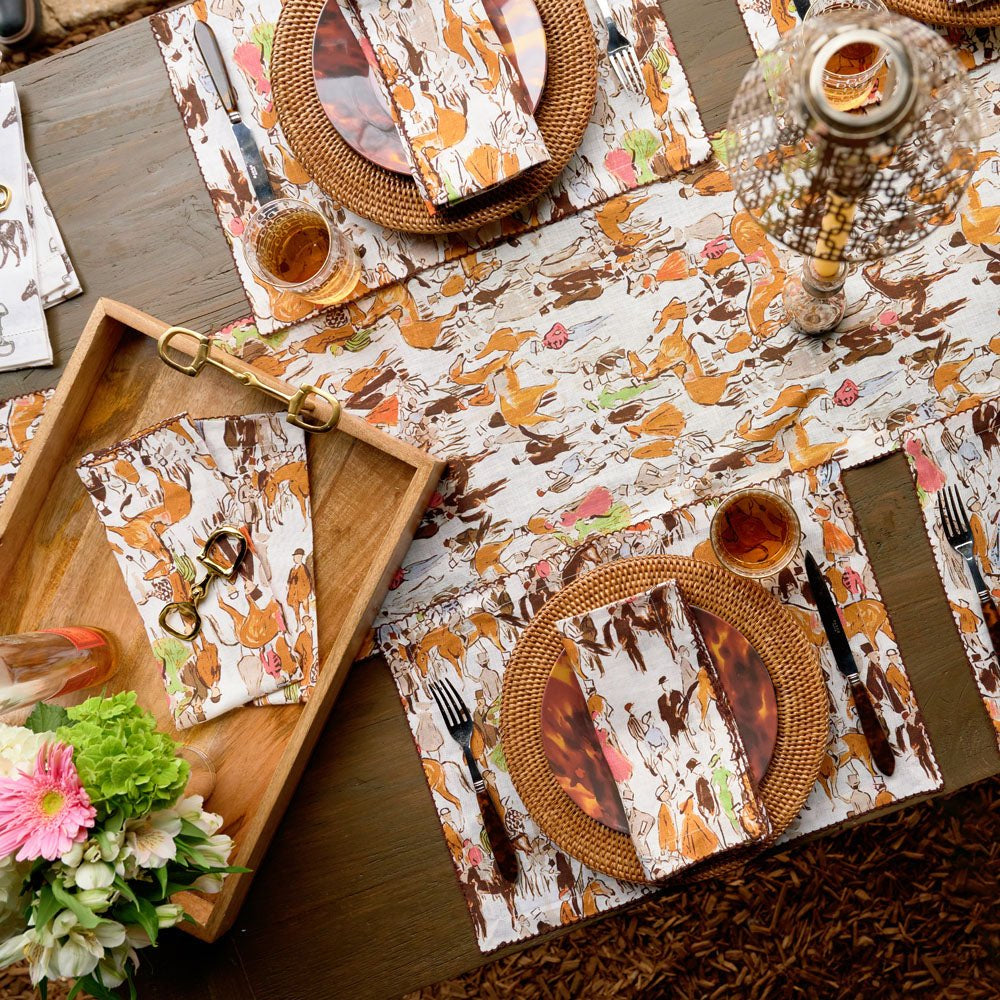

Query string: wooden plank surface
4 0 999 996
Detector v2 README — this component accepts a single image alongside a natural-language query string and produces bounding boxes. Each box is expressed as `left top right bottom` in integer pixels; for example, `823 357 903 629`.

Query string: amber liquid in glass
254 208 360 306
711 491 799 577
0 628 117 715
823 41 885 112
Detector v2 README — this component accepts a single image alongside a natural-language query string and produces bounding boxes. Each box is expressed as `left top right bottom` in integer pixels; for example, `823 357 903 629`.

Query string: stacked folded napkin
349 0 550 208
556 580 769 881
77 412 319 729
0 82 82 371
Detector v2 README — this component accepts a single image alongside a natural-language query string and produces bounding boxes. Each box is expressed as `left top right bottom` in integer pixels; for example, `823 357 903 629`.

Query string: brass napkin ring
0 184 11 213
159 526 249 642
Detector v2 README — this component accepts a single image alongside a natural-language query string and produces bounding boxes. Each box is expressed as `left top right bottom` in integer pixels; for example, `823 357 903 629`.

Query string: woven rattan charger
886 0 1000 28
272 0 597 235
501 556 829 884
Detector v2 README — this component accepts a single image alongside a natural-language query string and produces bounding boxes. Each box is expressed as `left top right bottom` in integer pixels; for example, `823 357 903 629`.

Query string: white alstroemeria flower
155 903 185 929
75 888 115 912
196 832 234 868
124 924 151 950
53 918 127 981
125 810 182 869
191 872 224 895
95 940 138 988
74 860 116 890
172 795 224 836
0 930 29 970
60 842 85 868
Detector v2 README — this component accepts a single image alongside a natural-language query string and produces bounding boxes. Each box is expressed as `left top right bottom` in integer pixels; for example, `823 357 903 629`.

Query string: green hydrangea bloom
57 691 189 821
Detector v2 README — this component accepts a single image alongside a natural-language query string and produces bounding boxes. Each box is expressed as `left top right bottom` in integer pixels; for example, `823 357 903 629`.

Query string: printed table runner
903 401 1000 749
209 53 1000 628
151 0 709 335
378 465 941 950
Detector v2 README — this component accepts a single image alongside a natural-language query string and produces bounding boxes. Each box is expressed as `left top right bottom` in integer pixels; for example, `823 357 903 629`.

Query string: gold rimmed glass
244 198 361 307
710 488 801 580
803 0 888 112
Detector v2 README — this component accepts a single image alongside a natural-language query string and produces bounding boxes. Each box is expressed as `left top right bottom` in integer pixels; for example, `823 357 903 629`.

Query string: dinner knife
804 551 895 777
194 20 275 205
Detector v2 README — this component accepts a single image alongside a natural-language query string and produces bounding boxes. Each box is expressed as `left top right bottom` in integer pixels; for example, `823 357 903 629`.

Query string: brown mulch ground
0 2 174 75
411 775 1000 1000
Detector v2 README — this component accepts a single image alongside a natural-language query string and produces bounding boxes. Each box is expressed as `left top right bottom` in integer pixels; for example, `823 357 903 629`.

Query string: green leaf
154 866 168 898
118 897 159 948
113 876 139 907
25 701 70 734
39 979 48 1000
74 973 119 1000
33 884 60 931
50 881 100 929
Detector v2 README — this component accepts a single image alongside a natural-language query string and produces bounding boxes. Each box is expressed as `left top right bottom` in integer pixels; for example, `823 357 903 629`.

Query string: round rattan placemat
501 556 829 884
886 0 999 28
272 0 597 235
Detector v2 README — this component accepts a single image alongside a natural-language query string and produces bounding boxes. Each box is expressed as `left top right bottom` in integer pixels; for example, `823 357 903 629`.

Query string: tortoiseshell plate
312 0 548 174
541 606 778 834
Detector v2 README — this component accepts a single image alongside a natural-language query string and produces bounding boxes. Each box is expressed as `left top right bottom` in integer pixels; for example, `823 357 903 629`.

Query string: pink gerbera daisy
0 743 96 861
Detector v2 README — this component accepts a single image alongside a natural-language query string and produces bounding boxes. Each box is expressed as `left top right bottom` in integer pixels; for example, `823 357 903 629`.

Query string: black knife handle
194 21 239 118
848 674 895 776
475 781 519 884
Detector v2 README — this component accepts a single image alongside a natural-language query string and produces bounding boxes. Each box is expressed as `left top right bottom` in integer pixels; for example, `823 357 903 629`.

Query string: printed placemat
0 389 51 509
150 0 710 335
903 400 1000 749
377 463 941 951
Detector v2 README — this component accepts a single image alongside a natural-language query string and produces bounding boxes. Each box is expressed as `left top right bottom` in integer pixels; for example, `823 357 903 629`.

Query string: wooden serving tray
0 299 444 941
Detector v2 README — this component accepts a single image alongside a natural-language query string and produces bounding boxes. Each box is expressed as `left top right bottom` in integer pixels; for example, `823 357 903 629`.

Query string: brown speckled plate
541 606 778 834
312 0 548 174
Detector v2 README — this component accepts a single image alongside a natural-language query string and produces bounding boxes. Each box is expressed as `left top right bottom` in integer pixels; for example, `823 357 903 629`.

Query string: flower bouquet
0 692 241 998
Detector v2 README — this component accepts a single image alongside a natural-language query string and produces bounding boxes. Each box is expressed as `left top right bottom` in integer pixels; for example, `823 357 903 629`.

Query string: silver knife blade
194 20 275 205
804 550 859 679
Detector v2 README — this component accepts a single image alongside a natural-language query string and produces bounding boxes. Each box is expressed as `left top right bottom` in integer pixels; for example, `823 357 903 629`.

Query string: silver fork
592 0 645 93
937 484 1000 656
428 678 519 884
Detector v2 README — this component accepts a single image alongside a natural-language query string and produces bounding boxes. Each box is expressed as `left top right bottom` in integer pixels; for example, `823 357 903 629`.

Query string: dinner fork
593 0 646 94
937 484 1000 657
428 678 519 884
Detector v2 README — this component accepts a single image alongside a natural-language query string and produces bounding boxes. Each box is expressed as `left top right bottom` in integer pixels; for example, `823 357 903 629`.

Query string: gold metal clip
157 327 341 433
158 526 250 642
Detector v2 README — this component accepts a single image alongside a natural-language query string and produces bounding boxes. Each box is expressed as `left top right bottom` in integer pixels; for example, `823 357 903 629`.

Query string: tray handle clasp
158 326 341 433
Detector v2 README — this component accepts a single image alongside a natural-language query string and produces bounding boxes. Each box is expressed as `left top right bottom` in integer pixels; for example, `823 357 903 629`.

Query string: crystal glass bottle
0 628 118 715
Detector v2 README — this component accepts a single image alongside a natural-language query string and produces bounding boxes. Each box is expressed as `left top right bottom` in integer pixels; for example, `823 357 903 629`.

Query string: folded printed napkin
78 412 319 728
556 580 770 881
0 83 82 372
349 0 550 207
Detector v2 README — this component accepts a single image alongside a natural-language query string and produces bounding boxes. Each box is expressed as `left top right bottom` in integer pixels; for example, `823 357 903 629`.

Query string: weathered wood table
4 2 999 996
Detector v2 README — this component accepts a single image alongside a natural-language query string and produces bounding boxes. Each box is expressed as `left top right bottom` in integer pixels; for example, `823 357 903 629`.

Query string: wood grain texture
0 300 443 943
3 0 998 995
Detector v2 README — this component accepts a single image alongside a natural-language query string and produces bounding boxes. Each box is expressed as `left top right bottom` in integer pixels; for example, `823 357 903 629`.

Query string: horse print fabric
77 412 317 728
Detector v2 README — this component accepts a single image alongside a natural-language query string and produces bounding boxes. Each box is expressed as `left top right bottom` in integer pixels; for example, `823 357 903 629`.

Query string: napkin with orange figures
77 412 317 728
555 579 769 881
350 0 550 206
